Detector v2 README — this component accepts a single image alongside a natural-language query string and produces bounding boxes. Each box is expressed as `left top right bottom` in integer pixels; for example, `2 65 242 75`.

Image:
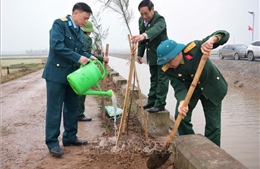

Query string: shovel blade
146 149 172 169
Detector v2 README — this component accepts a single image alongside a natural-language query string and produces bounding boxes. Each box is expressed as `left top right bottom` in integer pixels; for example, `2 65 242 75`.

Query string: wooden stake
0 61 2 77
116 35 149 146
116 49 135 146
104 44 109 69
133 63 148 143
101 44 109 119
122 35 136 133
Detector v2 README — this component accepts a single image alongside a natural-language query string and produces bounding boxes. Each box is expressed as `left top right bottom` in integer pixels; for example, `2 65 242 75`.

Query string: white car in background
246 40 260 61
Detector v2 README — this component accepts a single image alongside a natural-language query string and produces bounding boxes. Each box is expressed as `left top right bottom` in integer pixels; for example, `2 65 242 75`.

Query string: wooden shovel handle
166 54 208 146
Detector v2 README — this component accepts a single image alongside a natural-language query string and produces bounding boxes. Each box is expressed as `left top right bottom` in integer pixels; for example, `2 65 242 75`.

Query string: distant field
0 56 47 77
1 57 47 67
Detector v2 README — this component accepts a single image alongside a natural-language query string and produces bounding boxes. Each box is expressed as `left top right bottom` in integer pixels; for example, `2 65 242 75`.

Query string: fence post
0 62 2 77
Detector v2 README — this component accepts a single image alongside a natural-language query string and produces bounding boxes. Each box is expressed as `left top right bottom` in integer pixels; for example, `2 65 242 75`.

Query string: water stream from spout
110 92 122 153
111 92 118 137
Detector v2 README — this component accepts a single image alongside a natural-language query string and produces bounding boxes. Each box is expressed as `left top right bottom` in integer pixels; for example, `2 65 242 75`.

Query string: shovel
147 54 208 169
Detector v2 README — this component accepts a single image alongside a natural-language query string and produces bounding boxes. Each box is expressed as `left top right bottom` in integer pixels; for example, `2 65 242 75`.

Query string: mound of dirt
211 59 259 91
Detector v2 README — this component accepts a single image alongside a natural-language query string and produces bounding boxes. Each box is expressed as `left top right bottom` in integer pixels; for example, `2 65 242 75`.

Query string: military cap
81 21 94 32
157 39 185 65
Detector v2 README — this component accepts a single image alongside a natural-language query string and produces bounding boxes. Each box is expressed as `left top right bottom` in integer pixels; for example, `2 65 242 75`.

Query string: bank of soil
0 58 259 169
211 59 260 91
110 53 260 91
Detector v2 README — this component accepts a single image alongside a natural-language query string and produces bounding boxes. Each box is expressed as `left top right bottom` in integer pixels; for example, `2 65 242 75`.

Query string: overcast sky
1 0 259 53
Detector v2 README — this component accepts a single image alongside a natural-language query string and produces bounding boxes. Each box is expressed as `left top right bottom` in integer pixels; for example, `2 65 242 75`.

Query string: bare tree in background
97 0 133 35
91 11 109 55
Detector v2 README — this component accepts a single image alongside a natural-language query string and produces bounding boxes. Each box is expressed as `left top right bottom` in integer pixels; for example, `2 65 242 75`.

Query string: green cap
157 40 185 65
81 22 94 32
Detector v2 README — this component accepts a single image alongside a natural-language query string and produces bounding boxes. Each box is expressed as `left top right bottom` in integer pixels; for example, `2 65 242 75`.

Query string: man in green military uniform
42 3 97 157
78 21 109 121
132 0 169 113
156 30 230 146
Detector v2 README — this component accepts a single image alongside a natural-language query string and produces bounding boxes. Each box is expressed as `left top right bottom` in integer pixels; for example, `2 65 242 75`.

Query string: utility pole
248 11 255 41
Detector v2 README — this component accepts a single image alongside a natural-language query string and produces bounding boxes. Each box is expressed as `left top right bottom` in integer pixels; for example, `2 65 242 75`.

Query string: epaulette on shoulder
183 41 196 53
60 17 68 22
162 65 169 72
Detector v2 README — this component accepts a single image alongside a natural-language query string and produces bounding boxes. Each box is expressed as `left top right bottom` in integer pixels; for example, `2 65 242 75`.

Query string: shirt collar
143 20 148 27
180 58 185 64
70 16 78 29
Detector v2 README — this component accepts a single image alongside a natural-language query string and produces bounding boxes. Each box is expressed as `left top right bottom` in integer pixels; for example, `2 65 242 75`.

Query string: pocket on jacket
203 76 228 106
50 62 69 78
64 33 75 47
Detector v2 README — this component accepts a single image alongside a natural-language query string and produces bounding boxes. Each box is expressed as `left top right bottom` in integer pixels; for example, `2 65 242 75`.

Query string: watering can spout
83 89 113 97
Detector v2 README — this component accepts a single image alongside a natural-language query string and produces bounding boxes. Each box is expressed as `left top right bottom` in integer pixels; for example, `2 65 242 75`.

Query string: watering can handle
166 54 208 146
93 59 106 79
81 60 106 79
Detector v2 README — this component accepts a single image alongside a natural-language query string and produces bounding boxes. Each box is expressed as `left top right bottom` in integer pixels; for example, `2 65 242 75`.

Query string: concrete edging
108 67 248 169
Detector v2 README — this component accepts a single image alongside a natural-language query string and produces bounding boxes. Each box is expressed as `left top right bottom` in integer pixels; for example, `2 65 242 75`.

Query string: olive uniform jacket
42 15 91 85
83 34 104 63
164 30 230 107
83 34 92 54
137 11 168 65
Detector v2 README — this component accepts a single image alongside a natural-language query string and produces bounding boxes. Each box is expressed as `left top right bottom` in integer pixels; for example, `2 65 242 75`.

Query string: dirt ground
0 69 173 169
0 58 259 169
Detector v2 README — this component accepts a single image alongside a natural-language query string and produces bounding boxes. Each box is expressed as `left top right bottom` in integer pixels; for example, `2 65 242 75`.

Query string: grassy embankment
0 57 46 84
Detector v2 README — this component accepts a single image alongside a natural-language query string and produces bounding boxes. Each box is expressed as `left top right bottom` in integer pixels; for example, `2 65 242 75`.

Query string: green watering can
67 60 113 97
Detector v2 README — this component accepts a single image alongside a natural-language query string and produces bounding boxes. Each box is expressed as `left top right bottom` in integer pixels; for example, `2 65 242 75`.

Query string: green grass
1 57 45 66
0 57 46 83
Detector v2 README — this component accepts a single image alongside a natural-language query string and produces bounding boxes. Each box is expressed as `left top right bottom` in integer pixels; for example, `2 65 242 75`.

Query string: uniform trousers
45 80 78 149
148 65 169 108
175 90 221 146
77 95 86 119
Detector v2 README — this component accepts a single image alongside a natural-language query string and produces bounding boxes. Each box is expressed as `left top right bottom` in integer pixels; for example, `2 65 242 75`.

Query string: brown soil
1 58 259 169
211 59 260 91
0 69 173 169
